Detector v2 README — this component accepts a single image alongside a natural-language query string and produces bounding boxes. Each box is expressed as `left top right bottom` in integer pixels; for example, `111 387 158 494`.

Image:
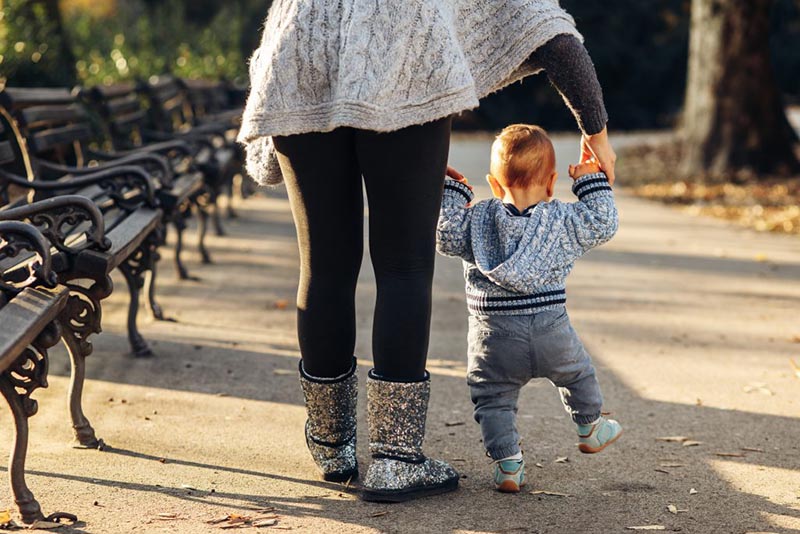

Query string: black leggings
273 118 451 382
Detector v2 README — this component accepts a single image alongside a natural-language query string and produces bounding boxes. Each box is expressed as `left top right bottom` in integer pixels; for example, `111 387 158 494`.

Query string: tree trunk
682 0 799 178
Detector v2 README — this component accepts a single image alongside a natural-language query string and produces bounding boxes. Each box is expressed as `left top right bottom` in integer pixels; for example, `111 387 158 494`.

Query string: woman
238 0 616 502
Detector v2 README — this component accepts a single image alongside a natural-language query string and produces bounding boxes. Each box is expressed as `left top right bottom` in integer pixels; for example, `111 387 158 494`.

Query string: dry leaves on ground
554 457 569 464
791 358 800 379
618 142 800 235
530 490 572 497
207 512 280 530
626 526 666 531
656 436 690 443
743 383 775 396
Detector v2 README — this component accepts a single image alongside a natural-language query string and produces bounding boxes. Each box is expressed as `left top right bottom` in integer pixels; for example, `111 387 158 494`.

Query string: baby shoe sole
360 475 459 503
495 479 523 493
578 429 623 454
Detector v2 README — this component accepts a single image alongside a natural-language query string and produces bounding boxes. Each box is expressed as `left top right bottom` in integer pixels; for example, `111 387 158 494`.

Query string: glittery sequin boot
299 358 358 482
361 371 459 502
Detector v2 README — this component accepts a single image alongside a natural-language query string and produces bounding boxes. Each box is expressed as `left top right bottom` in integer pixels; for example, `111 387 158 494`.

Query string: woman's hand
580 127 617 185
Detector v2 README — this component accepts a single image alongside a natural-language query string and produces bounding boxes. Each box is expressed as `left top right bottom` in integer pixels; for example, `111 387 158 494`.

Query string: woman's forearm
527 34 608 136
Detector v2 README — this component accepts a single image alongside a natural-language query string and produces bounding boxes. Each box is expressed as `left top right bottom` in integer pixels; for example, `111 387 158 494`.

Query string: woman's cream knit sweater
239 0 582 185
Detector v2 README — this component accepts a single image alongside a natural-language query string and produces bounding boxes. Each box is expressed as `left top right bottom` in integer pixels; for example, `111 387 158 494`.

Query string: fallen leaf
0 510 10 524
253 519 278 527
689 488 698 495
535 462 544 469
790 336 800 344
656 436 689 443
741 447 764 453
156 513 181 520
654 469 670 474
714 452 745 458
369 512 390 518
451 458 466 462
274 300 290 310
667 505 678 515
626 526 666 531
659 463 685 468
554 457 569 463
530 490 572 497
444 421 465 427
743 383 774 396
682 440 703 447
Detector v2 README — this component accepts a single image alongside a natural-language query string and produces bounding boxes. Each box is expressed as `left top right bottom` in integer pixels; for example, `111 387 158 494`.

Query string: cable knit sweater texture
436 174 618 316
239 0 598 186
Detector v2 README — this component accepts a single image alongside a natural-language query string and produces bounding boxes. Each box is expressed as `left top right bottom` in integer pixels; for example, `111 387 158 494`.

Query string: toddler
437 124 622 493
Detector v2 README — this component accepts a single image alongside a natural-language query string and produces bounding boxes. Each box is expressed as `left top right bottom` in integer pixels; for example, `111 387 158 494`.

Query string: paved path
2 134 798 533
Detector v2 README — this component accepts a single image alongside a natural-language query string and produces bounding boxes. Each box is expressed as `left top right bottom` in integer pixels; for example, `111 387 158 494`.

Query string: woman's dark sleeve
527 34 608 136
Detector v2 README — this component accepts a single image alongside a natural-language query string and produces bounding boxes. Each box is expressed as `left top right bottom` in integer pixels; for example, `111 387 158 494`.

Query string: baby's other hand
568 159 601 180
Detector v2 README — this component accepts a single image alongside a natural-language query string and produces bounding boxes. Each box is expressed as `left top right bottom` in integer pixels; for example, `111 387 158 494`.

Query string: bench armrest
0 166 158 209
0 195 111 256
0 221 59 296
37 153 174 188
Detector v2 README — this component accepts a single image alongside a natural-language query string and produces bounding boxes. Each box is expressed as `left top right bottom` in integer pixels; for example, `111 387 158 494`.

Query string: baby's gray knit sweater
437 174 618 316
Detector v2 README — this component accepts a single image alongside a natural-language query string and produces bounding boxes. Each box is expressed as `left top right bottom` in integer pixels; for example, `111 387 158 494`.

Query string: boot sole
578 429 623 454
360 475 459 503
322 468 359 483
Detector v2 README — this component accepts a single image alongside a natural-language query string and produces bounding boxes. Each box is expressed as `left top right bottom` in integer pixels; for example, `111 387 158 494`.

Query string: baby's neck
502 187 550 210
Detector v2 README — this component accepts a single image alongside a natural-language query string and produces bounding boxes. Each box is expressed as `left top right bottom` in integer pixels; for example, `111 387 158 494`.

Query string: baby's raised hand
446 165 472 190
568 159 601 180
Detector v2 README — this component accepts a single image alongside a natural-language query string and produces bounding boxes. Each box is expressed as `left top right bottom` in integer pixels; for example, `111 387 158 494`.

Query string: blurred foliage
1 0 267 87
1 0 799 130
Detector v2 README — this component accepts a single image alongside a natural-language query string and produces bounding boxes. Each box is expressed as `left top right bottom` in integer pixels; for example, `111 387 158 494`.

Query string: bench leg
211 191 226 237
224 171 237 220
0 323 60 523
60 281 109 449
145 227 172 321
172 209 200 281
119 239 155 358
196 201 213 265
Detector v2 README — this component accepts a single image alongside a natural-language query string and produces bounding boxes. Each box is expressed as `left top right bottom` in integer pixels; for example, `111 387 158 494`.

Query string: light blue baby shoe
577 416 622 454
494 458 525 493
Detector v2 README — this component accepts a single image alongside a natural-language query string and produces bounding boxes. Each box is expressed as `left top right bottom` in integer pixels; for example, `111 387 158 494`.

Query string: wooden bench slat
0 88 76 109
0 286 69 369
19 105 89 129
29 124 93 154
107 95 142 117
105 208 161 266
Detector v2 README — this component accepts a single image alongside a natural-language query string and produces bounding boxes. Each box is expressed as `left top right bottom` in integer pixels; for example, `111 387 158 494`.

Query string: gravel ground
1 134 798 534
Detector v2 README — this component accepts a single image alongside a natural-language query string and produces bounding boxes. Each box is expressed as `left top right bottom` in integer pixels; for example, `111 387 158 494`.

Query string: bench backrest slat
19 104 89 130
28 124 93 154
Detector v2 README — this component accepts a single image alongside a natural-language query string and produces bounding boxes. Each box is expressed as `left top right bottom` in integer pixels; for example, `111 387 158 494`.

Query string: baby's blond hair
490 124 556 188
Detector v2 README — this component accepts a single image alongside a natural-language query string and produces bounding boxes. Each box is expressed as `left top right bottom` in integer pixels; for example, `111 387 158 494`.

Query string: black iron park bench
1 221 75 524
0 77 245 526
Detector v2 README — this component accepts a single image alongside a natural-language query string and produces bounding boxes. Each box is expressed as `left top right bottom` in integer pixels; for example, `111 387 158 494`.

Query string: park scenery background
2 0 800 235
0 2 799 533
